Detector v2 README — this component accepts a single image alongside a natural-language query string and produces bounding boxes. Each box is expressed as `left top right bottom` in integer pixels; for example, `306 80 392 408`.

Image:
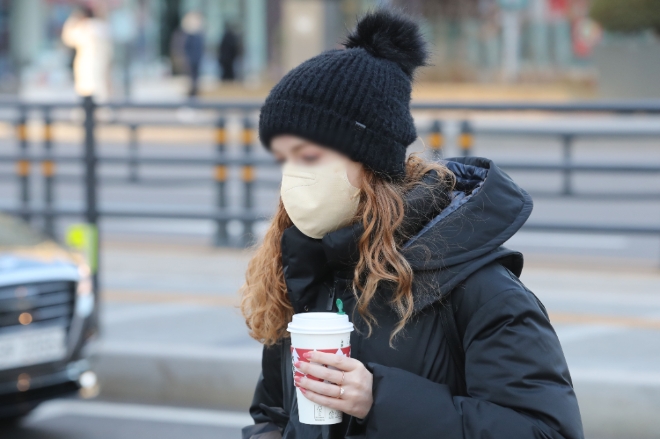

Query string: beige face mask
280 160 361 239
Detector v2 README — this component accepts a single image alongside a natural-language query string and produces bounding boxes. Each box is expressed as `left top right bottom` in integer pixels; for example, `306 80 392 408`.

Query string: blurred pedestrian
61 5 112 102
217 22 241 81
240 8 584 439
181 11 204 98
169 26 187 76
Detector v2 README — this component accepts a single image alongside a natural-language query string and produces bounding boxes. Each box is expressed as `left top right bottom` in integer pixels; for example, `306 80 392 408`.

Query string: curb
90 345 660 439
572 370 660 439
90 343 261 411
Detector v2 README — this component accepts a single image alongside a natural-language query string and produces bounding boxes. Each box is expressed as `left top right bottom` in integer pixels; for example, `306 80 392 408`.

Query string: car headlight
75 263 95 318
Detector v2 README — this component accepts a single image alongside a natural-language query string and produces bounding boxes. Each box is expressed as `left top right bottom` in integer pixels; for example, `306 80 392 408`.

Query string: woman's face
271 134 364 189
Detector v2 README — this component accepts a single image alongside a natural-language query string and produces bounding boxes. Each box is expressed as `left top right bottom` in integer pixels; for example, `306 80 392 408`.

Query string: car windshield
0 214 50 247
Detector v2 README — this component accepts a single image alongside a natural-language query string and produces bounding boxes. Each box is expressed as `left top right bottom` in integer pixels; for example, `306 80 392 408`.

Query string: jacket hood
399 156 533 311
281 156 533 314
403 157 532 268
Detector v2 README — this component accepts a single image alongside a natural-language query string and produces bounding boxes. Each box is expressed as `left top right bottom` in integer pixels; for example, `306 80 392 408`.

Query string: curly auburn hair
239 153 455 347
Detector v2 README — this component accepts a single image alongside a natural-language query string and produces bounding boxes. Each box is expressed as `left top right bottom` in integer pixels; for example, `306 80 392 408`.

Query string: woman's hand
294 351 373 420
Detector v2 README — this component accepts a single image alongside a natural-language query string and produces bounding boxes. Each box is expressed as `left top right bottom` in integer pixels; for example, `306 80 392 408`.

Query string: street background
1 1 660 439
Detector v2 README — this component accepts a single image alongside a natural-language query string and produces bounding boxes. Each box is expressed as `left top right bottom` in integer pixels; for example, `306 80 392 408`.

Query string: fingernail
294 375 301 382
300 388 307 394
303 352 312 359
294 361 301 368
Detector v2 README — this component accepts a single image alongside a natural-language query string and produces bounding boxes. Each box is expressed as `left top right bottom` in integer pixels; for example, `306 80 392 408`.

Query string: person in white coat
62 6 112 102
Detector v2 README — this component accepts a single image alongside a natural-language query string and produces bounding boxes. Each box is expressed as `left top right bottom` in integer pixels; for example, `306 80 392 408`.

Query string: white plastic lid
287 312 354 335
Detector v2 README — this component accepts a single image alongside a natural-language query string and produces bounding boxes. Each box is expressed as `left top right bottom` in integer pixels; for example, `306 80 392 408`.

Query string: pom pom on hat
342 8 429 78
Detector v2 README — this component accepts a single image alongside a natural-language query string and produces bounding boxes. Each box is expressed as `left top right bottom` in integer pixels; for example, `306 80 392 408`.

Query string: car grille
0 281 76 330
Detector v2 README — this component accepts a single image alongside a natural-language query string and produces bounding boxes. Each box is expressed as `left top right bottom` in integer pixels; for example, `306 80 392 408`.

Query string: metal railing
0 97 659 279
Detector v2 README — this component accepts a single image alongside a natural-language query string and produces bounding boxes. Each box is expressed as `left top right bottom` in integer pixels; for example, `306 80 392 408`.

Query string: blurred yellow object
18 312 32 325
242 166 255 182
42 160 55 177
65 223 98 274
459 133 474 150
429 132 443 150
16 159 29 176
215 165 228 182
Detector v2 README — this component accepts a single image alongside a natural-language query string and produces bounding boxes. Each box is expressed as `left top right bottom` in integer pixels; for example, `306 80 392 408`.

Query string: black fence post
16 106 30 223
128 124 139 182
241 116 255 246
459 120 474 157
562 134 574 196
428 119 444 160
214 116 228 246
83 96 100 295
42 106 55 238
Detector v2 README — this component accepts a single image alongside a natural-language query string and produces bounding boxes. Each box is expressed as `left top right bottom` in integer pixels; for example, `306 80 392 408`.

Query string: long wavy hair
240 153 456 347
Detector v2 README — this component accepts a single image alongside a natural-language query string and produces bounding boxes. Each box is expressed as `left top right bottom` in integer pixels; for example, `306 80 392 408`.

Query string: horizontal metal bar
1 99 660 113
496 163 660 173
0 154 278 167
522 223 660 235
2 207 658 235
0 154 81 164
0 207 265 222
96 155 277 166
0 99 261 111
474 127 660 137
409 101 660 113
3 118 657 137
1 155 656 173
99 209 264 221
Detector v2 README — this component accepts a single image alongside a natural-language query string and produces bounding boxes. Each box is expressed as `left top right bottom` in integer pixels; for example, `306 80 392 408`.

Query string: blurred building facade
0 0 656 98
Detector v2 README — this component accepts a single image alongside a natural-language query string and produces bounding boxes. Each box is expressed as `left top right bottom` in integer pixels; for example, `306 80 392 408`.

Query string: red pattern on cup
291 346 351 387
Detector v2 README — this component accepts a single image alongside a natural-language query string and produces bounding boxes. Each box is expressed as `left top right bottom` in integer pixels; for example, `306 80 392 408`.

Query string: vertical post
214 116 228 246
16 106 30 222
428 119 444 160
83 96 100 296
501 8 521 82
42 106 56 238
128 124 139 182
242 116 255 246
562 134 573 196
459 120 474 157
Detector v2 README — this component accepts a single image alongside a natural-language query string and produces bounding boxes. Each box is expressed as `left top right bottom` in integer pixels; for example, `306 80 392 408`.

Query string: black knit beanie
258 8 429 180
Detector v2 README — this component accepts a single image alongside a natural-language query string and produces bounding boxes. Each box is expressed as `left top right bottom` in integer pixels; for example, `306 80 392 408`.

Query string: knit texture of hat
258 8 429 180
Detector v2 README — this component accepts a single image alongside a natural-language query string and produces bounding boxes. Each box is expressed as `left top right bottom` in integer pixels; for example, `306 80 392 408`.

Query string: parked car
0 213 98 422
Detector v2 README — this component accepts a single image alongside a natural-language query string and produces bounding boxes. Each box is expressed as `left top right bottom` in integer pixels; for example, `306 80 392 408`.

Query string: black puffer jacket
242 157 584 439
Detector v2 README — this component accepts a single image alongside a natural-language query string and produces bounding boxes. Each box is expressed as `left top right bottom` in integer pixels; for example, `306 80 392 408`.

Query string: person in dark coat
218 22 240 81
240 8 584 439
181 11 204 97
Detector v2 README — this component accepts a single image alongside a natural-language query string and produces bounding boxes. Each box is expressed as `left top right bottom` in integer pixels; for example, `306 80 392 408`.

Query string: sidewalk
18 72 597 104
93 239 660 439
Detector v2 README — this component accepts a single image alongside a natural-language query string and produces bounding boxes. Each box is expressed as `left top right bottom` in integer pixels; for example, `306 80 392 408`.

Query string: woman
240 9 584 439
61 5 112 102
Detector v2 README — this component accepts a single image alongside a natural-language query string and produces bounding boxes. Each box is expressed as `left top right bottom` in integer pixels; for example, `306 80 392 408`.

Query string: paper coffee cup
287 312 354 425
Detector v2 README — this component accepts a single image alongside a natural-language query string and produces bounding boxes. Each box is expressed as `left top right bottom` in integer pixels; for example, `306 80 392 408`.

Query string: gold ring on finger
337 386 344 399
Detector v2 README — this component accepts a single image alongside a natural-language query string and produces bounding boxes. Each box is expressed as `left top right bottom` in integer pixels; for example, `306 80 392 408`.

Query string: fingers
304 351 357 371
296 360 343 384
295 374 342 398
298 387 345 412
294 353 374 420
